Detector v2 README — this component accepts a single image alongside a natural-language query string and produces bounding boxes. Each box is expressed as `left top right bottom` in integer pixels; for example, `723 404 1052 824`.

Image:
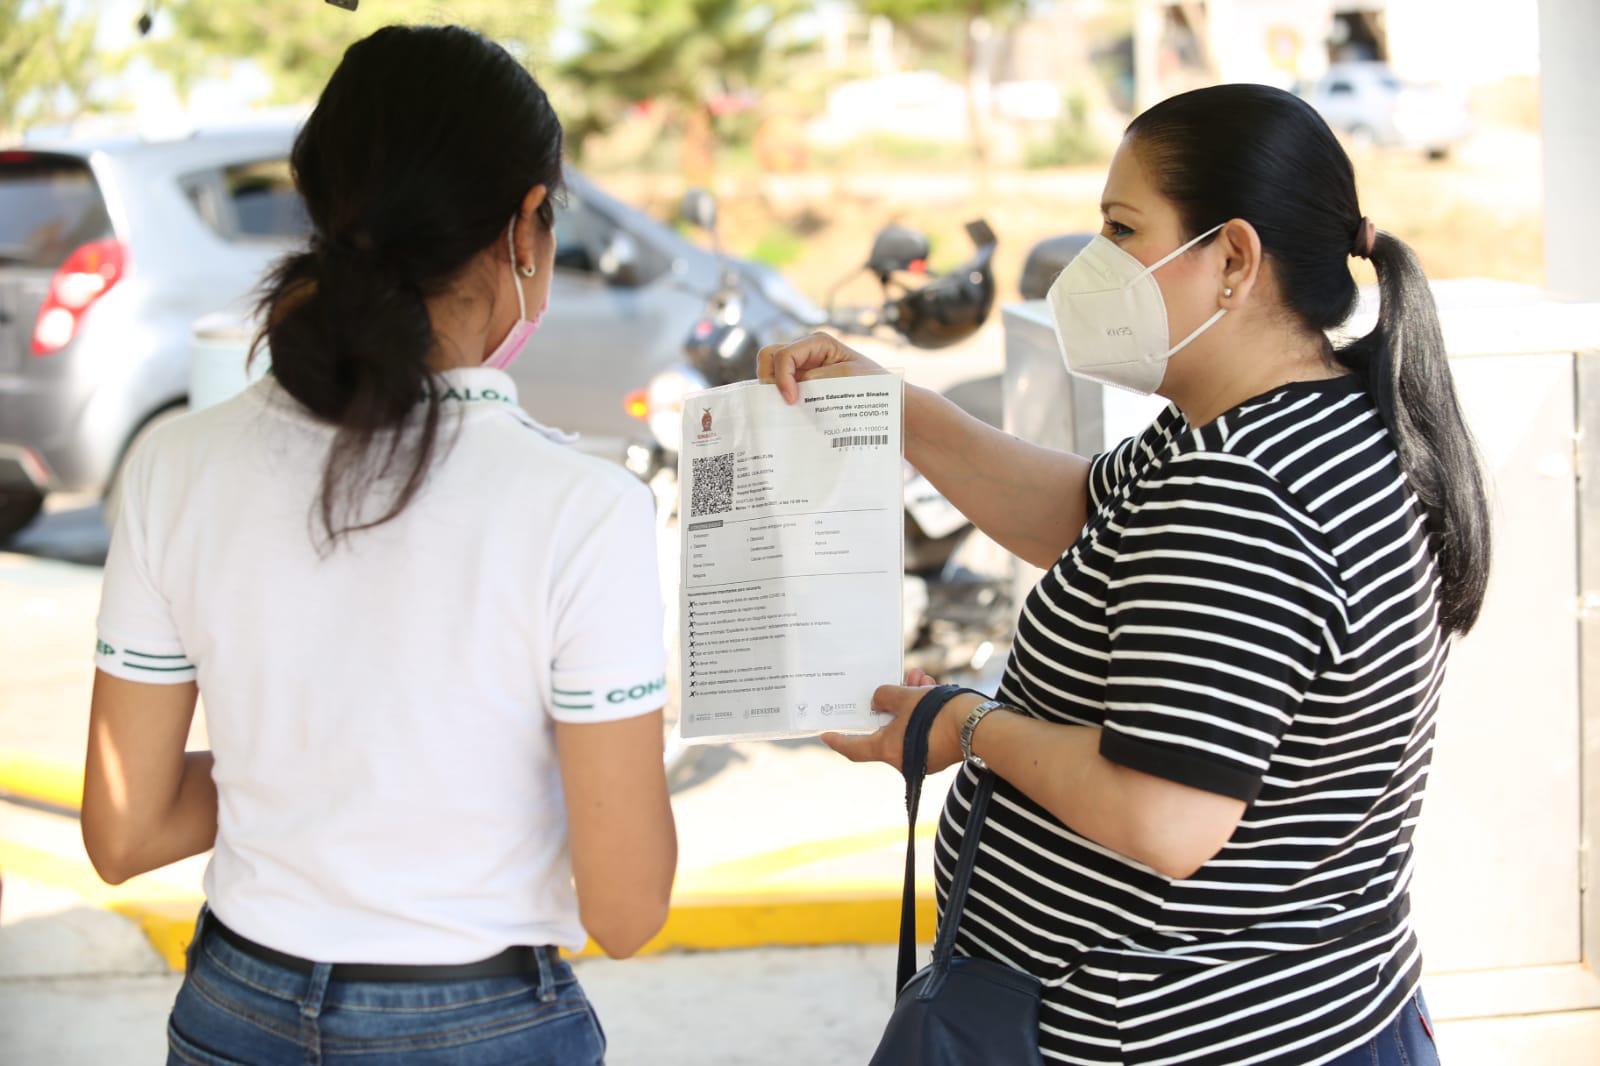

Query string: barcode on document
831 434 889 448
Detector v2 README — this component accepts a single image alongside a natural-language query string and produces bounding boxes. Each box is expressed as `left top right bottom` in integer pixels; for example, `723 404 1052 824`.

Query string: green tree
147 1 555 106
0 0 103 134
558 0 811 178
861 0 1030 166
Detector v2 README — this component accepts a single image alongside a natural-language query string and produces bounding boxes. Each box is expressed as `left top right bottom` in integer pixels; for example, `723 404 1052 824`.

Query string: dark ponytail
254 25 563 549
1336 231 1489 633
1126 84 1490 636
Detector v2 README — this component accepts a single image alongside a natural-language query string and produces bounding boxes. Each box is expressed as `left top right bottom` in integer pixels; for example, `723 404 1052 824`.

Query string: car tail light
31 239 128 356
624 388 651 420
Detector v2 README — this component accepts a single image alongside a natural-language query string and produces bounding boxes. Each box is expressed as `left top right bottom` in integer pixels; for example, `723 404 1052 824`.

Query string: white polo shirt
95 367 666 962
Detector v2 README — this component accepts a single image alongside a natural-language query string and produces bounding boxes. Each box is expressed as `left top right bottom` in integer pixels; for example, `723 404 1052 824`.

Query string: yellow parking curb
1 822 938 971
34 890 936 972
0 754 81 813
108 898 208 969
570 891 936 960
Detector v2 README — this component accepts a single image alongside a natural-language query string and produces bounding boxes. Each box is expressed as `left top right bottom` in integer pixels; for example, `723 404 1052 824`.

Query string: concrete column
1542 0 1600 299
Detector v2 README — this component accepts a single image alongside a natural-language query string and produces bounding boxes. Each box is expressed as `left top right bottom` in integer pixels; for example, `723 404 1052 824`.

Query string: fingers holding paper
821 682 977 775
757 332 888 405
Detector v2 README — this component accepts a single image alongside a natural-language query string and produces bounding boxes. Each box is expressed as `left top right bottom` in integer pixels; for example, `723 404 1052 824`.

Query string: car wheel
1425 146 1450 162
0 487 45 544
104 404 189 531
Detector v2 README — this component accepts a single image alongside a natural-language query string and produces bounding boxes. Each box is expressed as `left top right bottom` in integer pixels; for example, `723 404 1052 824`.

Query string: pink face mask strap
507 218 527 322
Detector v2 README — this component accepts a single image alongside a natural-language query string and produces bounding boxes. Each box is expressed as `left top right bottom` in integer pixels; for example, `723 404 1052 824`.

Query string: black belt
206 914 559 984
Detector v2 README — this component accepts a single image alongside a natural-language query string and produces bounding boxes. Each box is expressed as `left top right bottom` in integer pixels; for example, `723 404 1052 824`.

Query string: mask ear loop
507 218 528 321
1135 221 1229 357
1134 222 1227 283
1168 306 1228 356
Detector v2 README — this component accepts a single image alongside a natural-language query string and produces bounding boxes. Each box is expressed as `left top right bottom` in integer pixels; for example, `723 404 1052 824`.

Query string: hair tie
1351 217 1377 260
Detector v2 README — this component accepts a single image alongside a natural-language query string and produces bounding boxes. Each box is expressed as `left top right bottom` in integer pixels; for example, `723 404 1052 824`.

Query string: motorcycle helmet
866 224 932 278
1018 233 1095 301
886 240 996 349
684 318 761 382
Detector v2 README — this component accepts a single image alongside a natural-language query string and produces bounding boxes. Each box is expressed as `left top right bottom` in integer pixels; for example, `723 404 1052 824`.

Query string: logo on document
694 407 721 447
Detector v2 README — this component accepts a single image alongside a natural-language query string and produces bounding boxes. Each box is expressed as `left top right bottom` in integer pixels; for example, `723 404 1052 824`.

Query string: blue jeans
167 910 605 1065
1323 992 1440 1066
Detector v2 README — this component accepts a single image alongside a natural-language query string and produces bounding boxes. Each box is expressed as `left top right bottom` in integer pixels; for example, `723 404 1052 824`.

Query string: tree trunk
964 15 993 171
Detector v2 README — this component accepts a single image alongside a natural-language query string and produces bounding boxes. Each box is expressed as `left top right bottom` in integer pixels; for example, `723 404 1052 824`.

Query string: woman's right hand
758 332 887 405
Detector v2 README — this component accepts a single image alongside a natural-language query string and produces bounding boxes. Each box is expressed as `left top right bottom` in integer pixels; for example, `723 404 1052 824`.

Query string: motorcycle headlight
646 365 709 454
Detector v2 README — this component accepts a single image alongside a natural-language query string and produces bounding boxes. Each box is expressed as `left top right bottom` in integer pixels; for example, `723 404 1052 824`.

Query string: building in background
1134 0 1542 109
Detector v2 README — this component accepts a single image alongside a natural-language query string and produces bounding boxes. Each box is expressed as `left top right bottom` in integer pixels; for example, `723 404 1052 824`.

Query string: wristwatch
959 699 1009 771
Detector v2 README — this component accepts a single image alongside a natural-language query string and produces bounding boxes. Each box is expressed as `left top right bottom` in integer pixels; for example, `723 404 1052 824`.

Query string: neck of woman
1163 324 1340 428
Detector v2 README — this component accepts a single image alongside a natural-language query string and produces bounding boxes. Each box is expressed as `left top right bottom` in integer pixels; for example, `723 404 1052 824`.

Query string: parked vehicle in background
5 114 836 545
188 164 829 468
1298 62 1472 160
0 120 308 542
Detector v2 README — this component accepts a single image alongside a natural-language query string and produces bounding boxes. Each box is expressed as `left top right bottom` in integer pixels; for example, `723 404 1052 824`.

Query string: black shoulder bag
868 685 1043 1066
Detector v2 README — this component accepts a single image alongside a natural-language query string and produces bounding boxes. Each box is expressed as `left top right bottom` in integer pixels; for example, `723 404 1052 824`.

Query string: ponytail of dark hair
1336 230 1489 633
254 25 563 550
1127 83 1490 635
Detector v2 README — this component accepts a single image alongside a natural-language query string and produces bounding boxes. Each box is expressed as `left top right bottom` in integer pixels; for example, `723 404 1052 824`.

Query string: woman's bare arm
904 383 1093 569
760 334 1092 569
555 712 677 958
824 686 1247 881
82 672 216 884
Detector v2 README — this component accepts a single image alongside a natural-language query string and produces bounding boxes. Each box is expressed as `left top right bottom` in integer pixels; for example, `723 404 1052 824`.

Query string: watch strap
960 699 1008 770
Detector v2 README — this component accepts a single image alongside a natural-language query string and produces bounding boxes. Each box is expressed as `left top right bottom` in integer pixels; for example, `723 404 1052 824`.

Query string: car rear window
184 158 310 243
0 152 113 268
227 160 309 239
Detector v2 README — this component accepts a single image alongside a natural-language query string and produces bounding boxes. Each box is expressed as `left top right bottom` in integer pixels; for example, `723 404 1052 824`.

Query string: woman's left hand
821 673 984 775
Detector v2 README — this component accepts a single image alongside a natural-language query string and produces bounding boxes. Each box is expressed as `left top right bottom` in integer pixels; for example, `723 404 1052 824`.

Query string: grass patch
746 224 807 269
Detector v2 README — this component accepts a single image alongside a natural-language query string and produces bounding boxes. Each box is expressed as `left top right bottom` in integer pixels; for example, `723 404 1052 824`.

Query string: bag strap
930 769 995 965
896 685 987 992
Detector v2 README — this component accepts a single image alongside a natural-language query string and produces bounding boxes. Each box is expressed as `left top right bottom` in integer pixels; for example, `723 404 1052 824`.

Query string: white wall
1541 0 1600 300
1162 0 1543 88
1383 0 1541 86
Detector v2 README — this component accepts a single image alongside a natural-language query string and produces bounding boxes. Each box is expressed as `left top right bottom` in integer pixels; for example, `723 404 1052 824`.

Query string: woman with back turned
81 26 675 1064
766 84 1486 1064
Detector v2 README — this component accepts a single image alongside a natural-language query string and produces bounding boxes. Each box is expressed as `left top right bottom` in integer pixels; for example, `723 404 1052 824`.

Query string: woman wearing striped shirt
762 84 1487 1064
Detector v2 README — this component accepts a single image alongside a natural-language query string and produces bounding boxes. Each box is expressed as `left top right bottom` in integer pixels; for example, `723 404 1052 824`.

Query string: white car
1300 62 1472 159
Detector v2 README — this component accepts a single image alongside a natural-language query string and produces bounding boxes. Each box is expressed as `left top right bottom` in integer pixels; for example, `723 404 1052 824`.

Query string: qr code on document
690 453 735 517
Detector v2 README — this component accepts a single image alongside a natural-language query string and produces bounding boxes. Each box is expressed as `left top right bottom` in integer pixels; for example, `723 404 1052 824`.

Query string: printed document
678 375 903 742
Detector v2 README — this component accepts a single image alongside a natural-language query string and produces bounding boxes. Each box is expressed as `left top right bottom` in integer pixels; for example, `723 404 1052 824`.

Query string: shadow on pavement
668 735 820 796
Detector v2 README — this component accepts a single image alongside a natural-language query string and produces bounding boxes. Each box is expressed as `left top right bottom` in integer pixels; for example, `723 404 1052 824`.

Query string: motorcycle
625 190 1010 774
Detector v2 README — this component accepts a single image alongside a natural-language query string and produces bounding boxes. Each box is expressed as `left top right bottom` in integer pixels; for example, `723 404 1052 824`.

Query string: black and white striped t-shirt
936 376 1446 1064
